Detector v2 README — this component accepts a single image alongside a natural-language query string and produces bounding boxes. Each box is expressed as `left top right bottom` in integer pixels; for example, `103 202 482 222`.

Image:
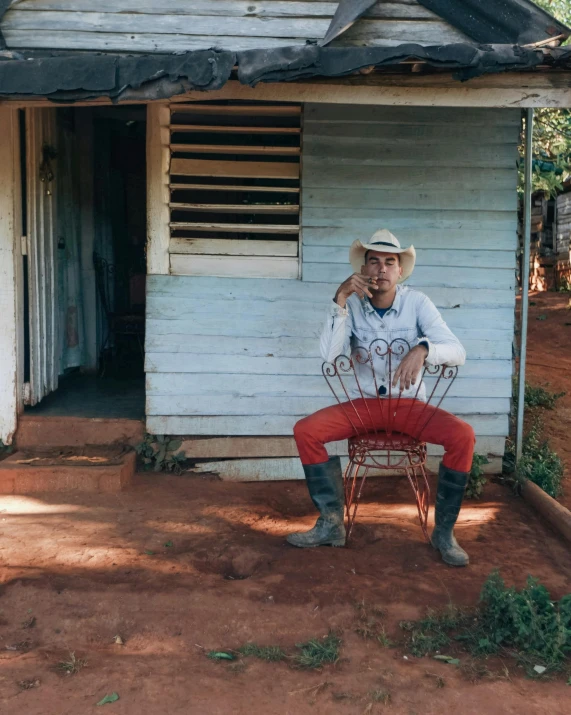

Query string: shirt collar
361 284 404 316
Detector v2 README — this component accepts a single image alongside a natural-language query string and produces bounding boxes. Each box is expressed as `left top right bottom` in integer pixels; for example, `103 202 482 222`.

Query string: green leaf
164 541 173 548
433 655 460 665
156 434 166 444
167 439 182 452
97 693 119 706
144 550 155 556
207 651 234 661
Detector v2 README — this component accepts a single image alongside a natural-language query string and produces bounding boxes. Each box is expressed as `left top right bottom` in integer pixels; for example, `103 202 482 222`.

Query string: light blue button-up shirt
320 285 466 401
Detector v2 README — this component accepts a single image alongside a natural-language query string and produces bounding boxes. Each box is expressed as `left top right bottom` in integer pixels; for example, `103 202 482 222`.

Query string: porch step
16 415 145 449
0 447 136 494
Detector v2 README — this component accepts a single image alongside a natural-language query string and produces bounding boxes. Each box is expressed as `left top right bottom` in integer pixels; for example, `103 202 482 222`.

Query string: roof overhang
2 43 571 103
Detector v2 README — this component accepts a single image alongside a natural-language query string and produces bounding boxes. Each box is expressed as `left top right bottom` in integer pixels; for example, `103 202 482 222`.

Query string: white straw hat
349 229 416 284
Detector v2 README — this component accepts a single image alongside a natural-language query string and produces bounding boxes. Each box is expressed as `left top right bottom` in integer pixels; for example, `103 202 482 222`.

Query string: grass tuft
370 688 391 704
401 571 571 679
293 632 341 670
56 651 87 676
239 643 286 662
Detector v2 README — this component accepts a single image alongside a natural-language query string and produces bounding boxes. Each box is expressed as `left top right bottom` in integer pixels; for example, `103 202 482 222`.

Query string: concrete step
0 447 136 494
16 416 145 449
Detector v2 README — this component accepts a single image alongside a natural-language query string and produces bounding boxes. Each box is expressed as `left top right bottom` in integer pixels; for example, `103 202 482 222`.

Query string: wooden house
1 1 571 481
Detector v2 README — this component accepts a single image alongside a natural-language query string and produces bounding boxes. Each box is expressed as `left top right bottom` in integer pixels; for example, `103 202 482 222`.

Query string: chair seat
349 431 423 452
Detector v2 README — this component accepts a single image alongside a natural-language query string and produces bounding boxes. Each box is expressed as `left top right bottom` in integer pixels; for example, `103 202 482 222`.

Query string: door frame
0 107 24 444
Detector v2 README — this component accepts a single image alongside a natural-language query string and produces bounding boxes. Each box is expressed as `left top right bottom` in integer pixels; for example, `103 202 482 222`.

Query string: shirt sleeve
416 294 466 367
320 300 354 363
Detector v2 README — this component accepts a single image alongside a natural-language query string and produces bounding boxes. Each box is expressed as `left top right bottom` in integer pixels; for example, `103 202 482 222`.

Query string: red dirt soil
524 291 571 511
1 294 571 715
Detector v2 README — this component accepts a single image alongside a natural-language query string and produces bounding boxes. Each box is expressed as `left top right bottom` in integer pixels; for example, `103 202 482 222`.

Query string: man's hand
392 344 428 392
334 274 378 307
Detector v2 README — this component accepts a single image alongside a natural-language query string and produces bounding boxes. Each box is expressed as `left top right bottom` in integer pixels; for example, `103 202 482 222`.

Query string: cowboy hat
349 229 416 284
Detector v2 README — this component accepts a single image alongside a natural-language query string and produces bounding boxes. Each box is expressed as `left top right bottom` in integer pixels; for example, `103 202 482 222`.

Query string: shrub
516 420 564 498
465 454 490 499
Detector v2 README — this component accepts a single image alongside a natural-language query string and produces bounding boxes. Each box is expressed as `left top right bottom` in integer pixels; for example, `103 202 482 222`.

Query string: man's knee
456 419 475 449
293 416 311 443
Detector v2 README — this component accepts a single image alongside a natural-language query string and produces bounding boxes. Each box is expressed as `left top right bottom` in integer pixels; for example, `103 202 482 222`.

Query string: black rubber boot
430 463 469 567
287 456 346 548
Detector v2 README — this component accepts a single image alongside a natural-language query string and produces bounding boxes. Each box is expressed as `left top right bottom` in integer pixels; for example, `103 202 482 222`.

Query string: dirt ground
523 291 571 510
1 293 571 715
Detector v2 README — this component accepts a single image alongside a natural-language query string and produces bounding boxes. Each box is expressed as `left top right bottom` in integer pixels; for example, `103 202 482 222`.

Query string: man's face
361 251 402 293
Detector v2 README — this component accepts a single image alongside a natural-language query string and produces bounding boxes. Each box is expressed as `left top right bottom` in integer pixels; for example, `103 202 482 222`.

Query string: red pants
294 398 475 473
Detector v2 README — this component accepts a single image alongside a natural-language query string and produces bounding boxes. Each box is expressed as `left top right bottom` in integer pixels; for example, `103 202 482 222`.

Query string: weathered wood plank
170 125 301 134
3 12 465 43
171 183 300 194
171 158 299 179
302 247 515 269
146 313 512 340
304 105 522 126
303 264 514 289
145 352 513 379
146 395 510 416
303 144 518 168
147 295 515 330
147 103 170 275
2 28 472 51
303 189 517 212
146 372 512 398
302 228 517 251
172 104 301 116
170 144 301 156
10 2 436 21
170 223 299 234
185 456 501 481
177 434 506 460
169 203 299 215
146 274 516 308
170 254 299 279
302 211 517 231
147 413 510 437
302 166 517 191
169 238 298 257
145 333 513 360
303 122 520 144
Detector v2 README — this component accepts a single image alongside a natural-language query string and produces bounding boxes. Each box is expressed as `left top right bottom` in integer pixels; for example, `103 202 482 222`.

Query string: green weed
400 571 571 678
513 381 565 411
465 454 490 500
239 643 286 662
516 420 564 498
135 434 186 474
293 632 341 670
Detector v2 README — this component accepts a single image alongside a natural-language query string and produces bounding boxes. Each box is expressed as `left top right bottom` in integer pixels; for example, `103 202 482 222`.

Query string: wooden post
146 102 170 275
0 107 22 444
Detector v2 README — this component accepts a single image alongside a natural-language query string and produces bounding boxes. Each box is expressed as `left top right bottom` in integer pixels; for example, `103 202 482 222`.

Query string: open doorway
22 105 147 420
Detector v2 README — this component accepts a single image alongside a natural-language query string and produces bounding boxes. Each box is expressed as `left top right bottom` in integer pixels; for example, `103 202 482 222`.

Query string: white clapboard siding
186 456 501 481
146 396 510 417
2 1 471 52
147 413 509 438
146 275 516 308
145 353 512 379
145 106 519 477
146 373 512 398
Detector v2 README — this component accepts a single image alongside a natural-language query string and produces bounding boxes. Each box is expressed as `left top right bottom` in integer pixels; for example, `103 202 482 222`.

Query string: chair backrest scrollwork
322 338 458 443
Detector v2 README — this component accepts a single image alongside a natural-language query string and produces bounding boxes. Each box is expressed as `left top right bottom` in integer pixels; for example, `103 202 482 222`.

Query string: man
287 229 475 567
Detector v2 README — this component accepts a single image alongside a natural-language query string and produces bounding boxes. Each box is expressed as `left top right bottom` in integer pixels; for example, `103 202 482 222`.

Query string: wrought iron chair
322 338 458 542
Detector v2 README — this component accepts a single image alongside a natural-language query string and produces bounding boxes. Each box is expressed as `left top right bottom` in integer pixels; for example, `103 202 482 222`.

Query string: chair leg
405 460 431 543
344 458 369 541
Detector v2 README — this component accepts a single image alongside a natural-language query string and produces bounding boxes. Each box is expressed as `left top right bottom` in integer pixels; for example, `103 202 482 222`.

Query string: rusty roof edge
1 44 571 101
